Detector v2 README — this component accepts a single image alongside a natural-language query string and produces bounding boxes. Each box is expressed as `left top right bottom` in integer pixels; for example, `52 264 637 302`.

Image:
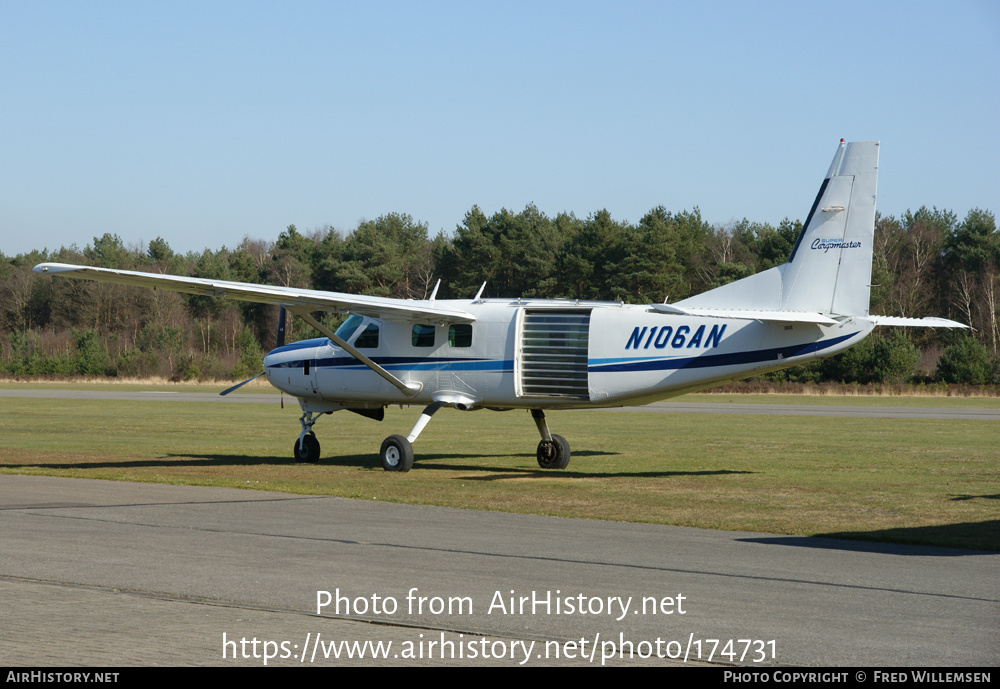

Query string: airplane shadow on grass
8 449 754 480
739 518 1000 555
740 494 1000 554
161 449 753 480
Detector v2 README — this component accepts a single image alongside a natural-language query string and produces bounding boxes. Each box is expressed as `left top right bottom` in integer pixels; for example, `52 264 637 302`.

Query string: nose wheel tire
380 435 414 472
536 434 570 469
294 433 321 463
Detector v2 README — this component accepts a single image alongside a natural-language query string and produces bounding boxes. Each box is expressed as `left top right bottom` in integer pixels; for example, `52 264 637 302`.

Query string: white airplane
34 140 964 472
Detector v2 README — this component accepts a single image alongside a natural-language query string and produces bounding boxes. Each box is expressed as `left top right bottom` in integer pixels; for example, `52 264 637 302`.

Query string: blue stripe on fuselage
588 332 859 373
267 356 513 372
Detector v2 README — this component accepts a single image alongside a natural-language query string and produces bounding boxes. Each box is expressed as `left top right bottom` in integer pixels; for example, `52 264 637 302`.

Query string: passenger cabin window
449 324 472 347
355 324 379 348
412 324 435 347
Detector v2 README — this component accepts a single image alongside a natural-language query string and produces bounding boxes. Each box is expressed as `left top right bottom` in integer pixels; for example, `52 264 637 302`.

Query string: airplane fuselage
263 299 874 414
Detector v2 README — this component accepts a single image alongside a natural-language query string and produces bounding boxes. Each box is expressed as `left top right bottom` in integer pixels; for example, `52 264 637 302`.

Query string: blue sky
2 0 998 257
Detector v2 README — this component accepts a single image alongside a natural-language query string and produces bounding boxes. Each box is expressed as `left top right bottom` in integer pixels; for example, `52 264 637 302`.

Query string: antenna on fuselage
473 282 486 303
429 279 441 301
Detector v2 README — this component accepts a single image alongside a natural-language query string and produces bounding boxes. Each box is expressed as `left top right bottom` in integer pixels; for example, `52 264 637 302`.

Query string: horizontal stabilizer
866 316 968 328
650 304 837 325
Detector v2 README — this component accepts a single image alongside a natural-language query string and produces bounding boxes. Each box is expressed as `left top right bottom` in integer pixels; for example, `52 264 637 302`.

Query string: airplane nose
262 351 276 384
261 338 328 397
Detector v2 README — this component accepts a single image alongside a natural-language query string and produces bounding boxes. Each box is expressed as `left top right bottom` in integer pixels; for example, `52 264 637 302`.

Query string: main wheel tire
380 434 414 472
294 433 321 463
536 434 570 469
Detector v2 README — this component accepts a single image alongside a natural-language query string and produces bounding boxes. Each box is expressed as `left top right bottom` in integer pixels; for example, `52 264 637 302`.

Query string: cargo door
516 310 591 400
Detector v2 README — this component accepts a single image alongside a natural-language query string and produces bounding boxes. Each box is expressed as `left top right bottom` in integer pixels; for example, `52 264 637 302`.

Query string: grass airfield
0 382 996 551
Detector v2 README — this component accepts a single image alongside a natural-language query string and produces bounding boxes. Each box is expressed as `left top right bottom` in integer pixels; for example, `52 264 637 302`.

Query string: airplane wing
33 263 476 323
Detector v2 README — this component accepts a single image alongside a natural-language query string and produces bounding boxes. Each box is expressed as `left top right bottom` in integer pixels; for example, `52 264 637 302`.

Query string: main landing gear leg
294 411 321 463
380 401 445 473
531 409 570 470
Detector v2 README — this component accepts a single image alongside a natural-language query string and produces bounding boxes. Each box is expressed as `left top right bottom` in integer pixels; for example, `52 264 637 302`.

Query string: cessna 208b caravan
34 141 964 472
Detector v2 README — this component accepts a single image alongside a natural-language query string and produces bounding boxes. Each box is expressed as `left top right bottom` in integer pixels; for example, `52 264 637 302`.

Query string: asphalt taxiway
1 474 997 666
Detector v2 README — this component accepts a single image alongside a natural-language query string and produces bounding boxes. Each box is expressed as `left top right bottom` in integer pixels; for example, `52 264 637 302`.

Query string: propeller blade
276 306 286 348
222 306 283 396
220 371 265 396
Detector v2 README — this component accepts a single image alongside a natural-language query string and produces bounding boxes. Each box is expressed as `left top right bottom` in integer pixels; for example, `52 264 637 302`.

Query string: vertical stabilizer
781 140 878 316
674 140 879 317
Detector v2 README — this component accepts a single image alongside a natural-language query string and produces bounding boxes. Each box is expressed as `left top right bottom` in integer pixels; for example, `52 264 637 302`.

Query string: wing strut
286 306 421 398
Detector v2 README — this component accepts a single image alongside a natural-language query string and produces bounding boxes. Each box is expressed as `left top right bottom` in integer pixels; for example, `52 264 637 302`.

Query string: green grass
0 393 996 551
690 393 1000 408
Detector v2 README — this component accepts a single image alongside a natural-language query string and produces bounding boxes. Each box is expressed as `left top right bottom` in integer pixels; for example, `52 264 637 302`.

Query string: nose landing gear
294 433 321 463
293 411 321 463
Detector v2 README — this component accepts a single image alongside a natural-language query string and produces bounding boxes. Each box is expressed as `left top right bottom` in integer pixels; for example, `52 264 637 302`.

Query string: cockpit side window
355 324 379 348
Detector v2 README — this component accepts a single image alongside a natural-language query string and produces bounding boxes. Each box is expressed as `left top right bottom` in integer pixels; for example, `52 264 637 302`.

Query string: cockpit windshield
334 314 365 342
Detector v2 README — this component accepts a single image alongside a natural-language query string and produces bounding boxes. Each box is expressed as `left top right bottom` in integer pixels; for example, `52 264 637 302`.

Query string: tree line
1 204 997 385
